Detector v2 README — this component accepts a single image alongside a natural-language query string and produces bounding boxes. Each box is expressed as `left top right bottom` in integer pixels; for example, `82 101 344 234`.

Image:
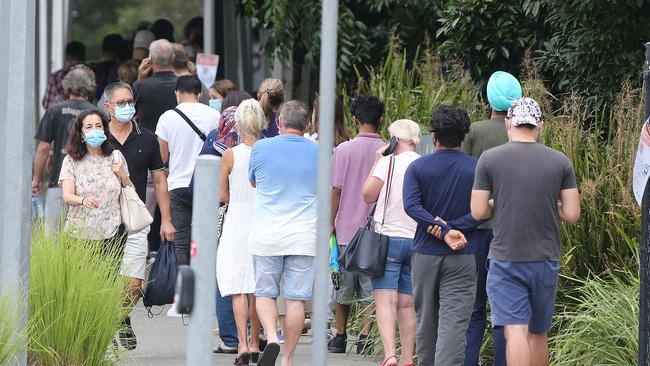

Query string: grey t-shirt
473 141 577 261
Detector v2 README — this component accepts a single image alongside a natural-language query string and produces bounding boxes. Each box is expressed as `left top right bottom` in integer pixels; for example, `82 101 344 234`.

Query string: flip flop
257 342 280 366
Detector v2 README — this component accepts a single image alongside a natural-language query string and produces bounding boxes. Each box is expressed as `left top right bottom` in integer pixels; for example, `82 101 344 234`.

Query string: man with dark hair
471 97 580 366
33 65 97 234
248 100 318 366
461 70 522 366
328 94 385 354
42 41 86 109
95 34 127 100
403 105 481 366
149 18 175 42
156 75 219 265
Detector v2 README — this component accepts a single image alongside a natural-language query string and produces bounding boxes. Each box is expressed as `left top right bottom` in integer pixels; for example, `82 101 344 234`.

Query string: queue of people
33 21 581 366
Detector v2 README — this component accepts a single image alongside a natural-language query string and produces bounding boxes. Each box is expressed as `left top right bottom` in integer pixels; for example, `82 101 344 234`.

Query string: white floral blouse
58 151 128 240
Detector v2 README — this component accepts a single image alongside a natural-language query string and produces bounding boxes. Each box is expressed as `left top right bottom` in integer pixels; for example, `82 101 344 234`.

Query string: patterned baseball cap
507 97 542 126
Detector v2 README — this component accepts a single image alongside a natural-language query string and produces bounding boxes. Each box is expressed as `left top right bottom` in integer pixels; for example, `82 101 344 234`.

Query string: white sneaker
167 304 182 318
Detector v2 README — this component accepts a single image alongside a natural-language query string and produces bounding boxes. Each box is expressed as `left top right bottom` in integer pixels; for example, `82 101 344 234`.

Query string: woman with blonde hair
362 119 421 366
256 78 284 138
216 98 268 365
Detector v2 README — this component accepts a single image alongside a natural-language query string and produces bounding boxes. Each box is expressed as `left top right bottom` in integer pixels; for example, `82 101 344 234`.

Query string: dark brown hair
66 110 114 160
312 96 349 146
210 79 238 99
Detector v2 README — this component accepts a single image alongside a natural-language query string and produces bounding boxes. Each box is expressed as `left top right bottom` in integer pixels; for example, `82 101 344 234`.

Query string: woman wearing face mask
209 79 238 112
59 110 134 248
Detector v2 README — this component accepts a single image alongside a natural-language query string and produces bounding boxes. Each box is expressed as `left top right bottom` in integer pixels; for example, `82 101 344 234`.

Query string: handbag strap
379 155 396 227
173 107 207 141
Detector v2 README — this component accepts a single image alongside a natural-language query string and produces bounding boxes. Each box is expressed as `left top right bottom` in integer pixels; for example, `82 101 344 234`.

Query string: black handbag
144 240 178 309
338 156 395 278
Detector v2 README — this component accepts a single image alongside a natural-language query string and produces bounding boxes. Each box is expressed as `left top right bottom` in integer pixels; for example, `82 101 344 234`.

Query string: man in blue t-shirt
248 100 318 366
403 105 482 366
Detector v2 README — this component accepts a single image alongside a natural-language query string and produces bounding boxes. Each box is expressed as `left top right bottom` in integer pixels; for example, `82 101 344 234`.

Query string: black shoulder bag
173 107 206 141
338 156 395 278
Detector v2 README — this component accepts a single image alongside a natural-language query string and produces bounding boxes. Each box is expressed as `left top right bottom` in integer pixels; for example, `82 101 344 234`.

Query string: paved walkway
117 303 378 366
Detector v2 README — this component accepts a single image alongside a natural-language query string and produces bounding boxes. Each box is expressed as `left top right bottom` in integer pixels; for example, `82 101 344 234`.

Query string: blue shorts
253 255 314 301
371 236 414 295
487 259 559 334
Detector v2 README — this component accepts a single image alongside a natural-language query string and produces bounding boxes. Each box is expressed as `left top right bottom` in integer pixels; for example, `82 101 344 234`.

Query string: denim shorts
371 236 414 295
253 255 314 301
487 259 560 334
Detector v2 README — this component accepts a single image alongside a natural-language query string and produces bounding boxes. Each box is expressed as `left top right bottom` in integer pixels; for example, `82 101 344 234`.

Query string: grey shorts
336 245 373 303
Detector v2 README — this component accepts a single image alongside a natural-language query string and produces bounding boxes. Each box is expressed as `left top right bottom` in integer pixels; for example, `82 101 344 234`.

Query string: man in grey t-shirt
471 97 580 366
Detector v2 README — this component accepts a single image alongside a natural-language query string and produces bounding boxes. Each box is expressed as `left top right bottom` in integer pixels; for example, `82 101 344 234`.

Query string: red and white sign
196 53 220 88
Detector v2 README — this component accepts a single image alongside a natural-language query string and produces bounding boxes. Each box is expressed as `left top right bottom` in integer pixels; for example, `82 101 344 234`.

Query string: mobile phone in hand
383 137 398 156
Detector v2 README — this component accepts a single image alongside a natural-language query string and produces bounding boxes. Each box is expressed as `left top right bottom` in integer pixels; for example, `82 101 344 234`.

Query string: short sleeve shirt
473 142 577 261
372 151 420 239
133 72 178 132
109 122 164 202
58 151 128 240
332 133 385 245
248 135 319 256
34 99 98 187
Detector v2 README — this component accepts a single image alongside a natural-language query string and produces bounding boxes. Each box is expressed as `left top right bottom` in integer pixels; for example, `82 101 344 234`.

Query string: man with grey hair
248 101 318 366
33 65 97 233
103 81 175 350
133 39 179 254
133 39 178 132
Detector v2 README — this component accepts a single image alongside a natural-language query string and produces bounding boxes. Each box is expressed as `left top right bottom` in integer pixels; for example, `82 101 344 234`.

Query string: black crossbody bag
173 107 207 141
338 155 395 278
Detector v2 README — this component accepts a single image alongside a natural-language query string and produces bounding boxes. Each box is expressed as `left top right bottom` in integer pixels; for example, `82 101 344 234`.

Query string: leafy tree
536 0 650 105
436 0 548 88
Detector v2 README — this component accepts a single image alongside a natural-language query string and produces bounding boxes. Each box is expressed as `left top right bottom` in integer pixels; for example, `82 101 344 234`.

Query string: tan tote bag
113 151 153 234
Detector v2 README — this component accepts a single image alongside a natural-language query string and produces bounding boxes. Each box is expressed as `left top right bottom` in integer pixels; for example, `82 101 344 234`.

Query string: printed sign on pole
633 118 650 205
196 53 220 88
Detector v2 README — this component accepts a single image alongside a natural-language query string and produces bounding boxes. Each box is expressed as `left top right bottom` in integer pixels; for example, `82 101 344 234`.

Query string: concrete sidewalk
117 304 378 366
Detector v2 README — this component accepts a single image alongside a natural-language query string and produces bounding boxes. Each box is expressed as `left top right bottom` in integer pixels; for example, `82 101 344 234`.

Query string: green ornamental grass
0 294 24 365
29 226 128 365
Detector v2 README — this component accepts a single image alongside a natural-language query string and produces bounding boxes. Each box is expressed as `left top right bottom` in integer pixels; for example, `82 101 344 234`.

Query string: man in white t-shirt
156 75 220 265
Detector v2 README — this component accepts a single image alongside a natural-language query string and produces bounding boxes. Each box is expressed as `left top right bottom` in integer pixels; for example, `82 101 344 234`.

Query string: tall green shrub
0 295 23 365
29 228 127 365
550 271 639 365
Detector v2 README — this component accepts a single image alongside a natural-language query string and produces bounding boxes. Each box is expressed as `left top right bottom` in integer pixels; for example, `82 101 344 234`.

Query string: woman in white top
362 119 421 366
216 99 267 365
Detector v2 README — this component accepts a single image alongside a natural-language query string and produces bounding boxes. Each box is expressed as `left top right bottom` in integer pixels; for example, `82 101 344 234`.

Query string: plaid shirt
42 65 72 109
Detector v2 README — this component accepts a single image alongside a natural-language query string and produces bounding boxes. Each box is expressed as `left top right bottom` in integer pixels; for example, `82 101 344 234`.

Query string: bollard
312 0 339 364
186 155 220 365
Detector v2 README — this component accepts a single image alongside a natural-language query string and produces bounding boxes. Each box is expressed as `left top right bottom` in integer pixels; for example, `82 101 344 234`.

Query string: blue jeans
464 229 506 366
371 236 414 294
216 283 238 347
253 255 315 301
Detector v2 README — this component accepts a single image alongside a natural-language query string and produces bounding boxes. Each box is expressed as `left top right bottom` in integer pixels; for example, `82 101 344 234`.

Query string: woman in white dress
217 98 267 365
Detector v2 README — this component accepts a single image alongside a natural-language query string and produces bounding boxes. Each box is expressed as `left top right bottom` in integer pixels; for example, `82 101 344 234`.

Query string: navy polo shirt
109 122 165 202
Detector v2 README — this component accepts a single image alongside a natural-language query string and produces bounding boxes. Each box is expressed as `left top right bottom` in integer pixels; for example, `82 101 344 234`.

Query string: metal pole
0 1 35 365
187 156 220 365
640 42 650 366
203 0 215 55
312 0 338 364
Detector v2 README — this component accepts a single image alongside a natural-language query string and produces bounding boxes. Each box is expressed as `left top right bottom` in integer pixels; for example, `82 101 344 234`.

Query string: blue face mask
114 104 136 123
84 129 107 148
209 99 222 112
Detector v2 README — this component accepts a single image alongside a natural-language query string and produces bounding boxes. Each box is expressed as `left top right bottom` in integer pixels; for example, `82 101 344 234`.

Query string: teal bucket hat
487 71 522 112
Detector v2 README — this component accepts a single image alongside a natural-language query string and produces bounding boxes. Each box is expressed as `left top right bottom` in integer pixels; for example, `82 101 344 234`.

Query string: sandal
234 352 250 365
250 352 260 363
380 355 397 366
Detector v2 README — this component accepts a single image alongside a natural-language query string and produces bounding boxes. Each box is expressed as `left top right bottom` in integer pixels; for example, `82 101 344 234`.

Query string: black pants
169 188 192 265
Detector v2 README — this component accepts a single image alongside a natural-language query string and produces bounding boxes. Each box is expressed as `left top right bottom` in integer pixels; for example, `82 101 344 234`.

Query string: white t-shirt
373 151 420 239
156 102 220 190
